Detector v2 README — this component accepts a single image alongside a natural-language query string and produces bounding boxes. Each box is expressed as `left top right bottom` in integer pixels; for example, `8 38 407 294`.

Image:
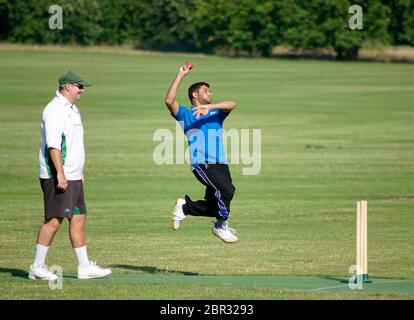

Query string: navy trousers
182 164 235 220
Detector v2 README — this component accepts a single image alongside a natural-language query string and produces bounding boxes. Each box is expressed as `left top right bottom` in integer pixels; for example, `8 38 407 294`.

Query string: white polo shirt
38 90 85 180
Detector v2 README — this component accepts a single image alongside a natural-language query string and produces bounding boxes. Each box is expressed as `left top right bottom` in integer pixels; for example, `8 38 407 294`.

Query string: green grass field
0 47 413 300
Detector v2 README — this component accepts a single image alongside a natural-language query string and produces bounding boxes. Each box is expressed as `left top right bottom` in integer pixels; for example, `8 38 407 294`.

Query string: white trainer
77 261 112 280
213 220 237 234
212 221 239 243
28 264 58 280
172 198 186 230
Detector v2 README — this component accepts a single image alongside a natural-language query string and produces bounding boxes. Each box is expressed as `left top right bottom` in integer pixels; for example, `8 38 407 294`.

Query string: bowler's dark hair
188 82 210 104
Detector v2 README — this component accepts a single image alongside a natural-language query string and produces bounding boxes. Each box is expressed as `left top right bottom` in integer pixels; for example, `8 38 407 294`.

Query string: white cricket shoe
213 220 237 234
172 198 186 230
28 264 58 280
77 261 112 280
212 221 239 243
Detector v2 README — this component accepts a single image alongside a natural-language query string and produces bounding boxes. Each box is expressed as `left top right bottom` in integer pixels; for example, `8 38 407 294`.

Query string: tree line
0 0 412 59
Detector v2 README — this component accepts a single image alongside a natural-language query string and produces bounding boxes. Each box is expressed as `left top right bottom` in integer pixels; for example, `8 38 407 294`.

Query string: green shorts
40 178 87 219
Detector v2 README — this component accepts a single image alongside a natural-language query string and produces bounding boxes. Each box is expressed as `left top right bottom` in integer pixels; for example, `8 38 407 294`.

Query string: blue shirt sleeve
173 106 191 132
173 106 185 121
218 109 230 123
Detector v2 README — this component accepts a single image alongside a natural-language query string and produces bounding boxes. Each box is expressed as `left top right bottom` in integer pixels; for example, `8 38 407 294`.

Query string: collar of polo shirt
56 90 73 107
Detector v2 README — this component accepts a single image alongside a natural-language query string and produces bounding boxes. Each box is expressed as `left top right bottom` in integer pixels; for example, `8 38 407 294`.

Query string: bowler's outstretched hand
179 63 192 76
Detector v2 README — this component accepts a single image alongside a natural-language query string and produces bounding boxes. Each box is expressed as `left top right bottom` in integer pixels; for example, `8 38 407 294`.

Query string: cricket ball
185 61 193 69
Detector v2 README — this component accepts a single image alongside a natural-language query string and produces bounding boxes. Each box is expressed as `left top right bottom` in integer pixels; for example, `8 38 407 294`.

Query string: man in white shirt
29 71 111 280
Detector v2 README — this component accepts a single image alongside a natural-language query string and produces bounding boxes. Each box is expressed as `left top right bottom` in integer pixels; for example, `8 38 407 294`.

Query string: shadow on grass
322 275 351 284
110 264 200 276
271 52 414 64
0 267 28 279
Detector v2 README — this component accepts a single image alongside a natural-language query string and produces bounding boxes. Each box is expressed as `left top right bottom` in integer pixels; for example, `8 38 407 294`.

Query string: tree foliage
0 0 411 58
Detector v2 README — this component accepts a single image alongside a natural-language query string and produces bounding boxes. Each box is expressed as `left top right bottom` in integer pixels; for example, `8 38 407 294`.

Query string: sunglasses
72 83 84 90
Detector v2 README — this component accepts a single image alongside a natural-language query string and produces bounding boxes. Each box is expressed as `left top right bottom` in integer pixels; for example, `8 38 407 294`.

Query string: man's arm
192 101 236 119
49 148 67 191
165 64 191 116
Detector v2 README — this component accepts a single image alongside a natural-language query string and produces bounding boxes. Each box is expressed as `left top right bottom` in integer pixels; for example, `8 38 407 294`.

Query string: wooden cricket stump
356 200 371 283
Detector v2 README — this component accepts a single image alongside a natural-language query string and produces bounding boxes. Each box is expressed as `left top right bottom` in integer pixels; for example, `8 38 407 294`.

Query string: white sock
33 244 49 267
74 246 89 267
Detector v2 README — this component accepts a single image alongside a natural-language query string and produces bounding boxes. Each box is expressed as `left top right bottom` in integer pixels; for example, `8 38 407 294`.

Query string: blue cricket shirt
173 106 230 169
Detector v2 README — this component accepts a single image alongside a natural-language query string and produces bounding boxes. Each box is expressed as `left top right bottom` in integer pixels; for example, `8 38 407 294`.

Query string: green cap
58 70 92 87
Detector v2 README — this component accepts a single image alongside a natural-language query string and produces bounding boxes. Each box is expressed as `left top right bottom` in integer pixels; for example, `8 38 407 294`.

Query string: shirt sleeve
173 106 186 121
218 109 230 123
43 105 63 150
172 106 191 132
